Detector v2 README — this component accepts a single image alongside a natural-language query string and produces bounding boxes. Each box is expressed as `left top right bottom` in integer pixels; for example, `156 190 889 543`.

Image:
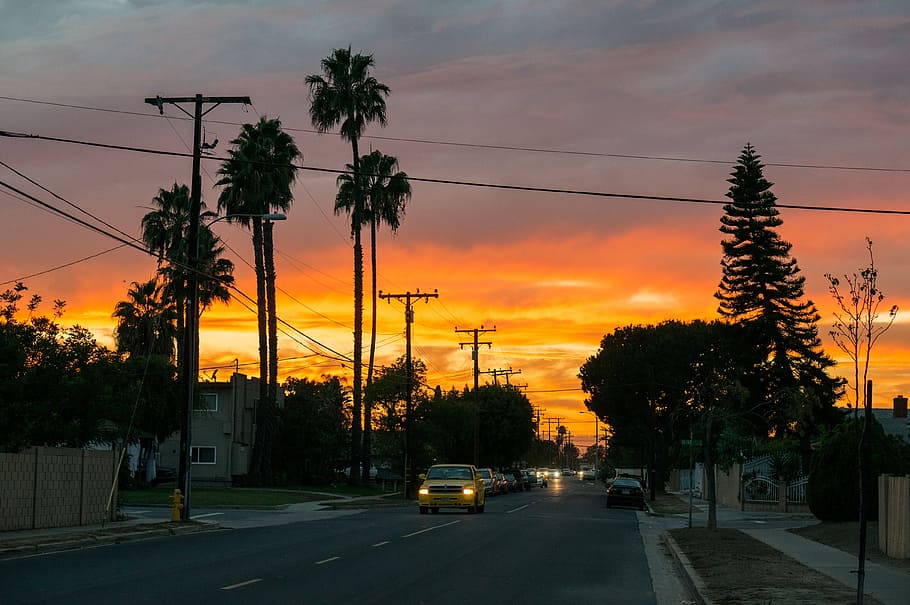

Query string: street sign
681 439 703 446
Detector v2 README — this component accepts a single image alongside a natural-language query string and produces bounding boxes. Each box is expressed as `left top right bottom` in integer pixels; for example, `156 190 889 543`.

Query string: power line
3 94 909 173
0 177 352 363
3 130 908 215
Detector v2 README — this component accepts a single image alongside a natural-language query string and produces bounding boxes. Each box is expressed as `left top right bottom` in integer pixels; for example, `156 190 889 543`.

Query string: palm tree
336 150 411 481
112 278 178 361
306 46 390 484
216 116 300 484
141 184 233 372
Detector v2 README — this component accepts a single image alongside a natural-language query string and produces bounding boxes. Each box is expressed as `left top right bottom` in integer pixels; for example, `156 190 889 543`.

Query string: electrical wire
3 94 909 173
3 130 907 216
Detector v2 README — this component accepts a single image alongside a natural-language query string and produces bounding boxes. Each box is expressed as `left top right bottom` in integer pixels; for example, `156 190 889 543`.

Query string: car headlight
462 487 474 496
419 487 429 495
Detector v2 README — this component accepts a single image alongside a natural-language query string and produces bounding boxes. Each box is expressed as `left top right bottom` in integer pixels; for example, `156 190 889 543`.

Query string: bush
808 416 904 522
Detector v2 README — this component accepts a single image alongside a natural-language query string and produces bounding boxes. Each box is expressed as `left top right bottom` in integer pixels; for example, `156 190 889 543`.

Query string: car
510 469 528 491
418 464 486 514
579 469 596 481
606 477 646 510
536 469 548 487
522 469 538 488
475 467 496 495
549 468 561 481
494 471 511 494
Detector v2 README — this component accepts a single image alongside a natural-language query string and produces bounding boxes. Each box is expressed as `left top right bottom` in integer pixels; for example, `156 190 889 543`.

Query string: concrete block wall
0 447 118 531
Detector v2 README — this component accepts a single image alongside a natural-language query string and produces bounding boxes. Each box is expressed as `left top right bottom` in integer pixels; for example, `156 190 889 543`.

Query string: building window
196 392 217 412
191 446 216 464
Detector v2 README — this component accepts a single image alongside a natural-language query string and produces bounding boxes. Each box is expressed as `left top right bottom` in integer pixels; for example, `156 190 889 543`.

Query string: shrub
808 416 904 521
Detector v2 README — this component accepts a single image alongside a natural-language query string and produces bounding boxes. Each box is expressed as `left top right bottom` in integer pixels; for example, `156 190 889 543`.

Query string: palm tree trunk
349 138 363 485
250 218 269 485
264 219 279 485
362 216 377 484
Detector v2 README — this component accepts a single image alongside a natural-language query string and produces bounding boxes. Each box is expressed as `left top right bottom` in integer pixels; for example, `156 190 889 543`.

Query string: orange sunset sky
2 1 909 447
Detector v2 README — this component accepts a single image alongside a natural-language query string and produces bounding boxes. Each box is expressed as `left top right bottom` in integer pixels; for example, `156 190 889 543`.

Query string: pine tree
715 144 841 448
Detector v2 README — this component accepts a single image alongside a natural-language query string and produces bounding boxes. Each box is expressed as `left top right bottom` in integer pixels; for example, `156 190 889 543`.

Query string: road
1 478 672 605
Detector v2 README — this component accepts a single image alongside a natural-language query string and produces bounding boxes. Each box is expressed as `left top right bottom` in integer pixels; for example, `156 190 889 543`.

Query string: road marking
506 504 530 514
192 512 224 519
372 541 389 547
402 520 461 538
315 556 340 565
221 578 262 591
127 509 150 514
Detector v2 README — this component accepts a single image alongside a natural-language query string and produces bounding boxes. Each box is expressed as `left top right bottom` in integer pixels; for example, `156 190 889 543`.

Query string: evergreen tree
715 144 841 450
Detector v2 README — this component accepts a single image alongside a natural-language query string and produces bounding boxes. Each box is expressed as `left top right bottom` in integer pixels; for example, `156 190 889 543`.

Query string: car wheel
478 504 485 513
419 506 428 515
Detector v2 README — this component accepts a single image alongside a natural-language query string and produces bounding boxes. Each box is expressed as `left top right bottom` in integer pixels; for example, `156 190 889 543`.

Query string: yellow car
418 464 486 514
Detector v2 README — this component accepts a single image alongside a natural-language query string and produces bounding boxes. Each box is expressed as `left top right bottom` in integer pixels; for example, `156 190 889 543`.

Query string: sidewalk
0 492 404 559
659 494 910 605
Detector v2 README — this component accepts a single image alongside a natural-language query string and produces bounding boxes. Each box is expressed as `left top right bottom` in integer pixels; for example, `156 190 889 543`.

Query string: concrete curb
662 532 713 605
0 522 220 560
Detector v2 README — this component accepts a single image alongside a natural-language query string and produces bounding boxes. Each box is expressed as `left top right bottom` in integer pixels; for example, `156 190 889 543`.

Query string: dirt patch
669 527 884 605
790 522 910 576
650 491 701 516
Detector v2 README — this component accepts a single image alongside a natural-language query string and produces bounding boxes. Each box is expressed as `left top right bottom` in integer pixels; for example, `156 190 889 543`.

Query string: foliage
307 46 390 483
337 150 412 482
112 277 178 361
808 416 906 522
1 285 180 451
474 384 535 468
714 143 842 453
272 376 349 485
216 116 301 485
825 238 898 412
580 319 750 484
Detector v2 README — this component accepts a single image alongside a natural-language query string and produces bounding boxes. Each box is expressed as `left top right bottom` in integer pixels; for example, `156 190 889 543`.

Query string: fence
0 446 119 531
879 475 910 559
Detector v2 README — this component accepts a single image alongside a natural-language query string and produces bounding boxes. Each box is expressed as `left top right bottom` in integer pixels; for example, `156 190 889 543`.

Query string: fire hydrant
170 488 184 521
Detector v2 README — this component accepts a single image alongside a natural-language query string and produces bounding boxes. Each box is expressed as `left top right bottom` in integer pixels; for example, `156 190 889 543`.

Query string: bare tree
824 238 898 416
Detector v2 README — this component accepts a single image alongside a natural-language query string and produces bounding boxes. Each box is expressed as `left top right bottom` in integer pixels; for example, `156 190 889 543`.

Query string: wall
0 447 118 531
879 475 910 559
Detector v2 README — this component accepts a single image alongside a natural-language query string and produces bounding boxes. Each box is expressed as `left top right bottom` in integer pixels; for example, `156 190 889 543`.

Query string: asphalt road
1 479 659 605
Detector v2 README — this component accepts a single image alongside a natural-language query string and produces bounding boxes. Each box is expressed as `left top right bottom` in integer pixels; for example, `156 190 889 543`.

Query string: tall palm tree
216 116 300 484
112 278 178 361
141 183 227 372
306 46 390 484
336 150 411 481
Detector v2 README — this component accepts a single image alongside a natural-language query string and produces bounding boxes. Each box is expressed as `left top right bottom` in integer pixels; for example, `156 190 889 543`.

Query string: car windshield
426 466 472 480
476 469 491 479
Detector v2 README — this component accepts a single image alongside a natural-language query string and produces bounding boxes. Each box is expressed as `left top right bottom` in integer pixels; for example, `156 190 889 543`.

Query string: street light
178 211 286 520
579 411 599 473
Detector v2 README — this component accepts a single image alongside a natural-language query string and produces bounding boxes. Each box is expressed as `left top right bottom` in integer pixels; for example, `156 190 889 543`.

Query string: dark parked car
495 472 511 494
606 477 646 510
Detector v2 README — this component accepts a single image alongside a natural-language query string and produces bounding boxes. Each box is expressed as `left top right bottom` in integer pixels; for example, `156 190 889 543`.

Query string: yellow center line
220 578 262 591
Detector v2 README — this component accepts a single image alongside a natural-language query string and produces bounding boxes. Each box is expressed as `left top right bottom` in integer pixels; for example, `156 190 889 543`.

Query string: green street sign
681 439 703 446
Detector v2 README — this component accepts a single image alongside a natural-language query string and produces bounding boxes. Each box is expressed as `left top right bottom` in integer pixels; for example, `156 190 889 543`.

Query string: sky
2 0 909 447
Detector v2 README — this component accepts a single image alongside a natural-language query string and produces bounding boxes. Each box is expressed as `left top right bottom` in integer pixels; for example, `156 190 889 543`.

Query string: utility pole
481 367 521 386
456 325 495 465
380 289 437 499
144 94 251 520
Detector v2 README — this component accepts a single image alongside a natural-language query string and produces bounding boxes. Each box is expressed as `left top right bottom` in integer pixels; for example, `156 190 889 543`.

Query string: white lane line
372 541 389 547
506 504 530 514
127 509 150 514
221 578 262 591
315 556 340 565
402 520 461 538
191 512 223 519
